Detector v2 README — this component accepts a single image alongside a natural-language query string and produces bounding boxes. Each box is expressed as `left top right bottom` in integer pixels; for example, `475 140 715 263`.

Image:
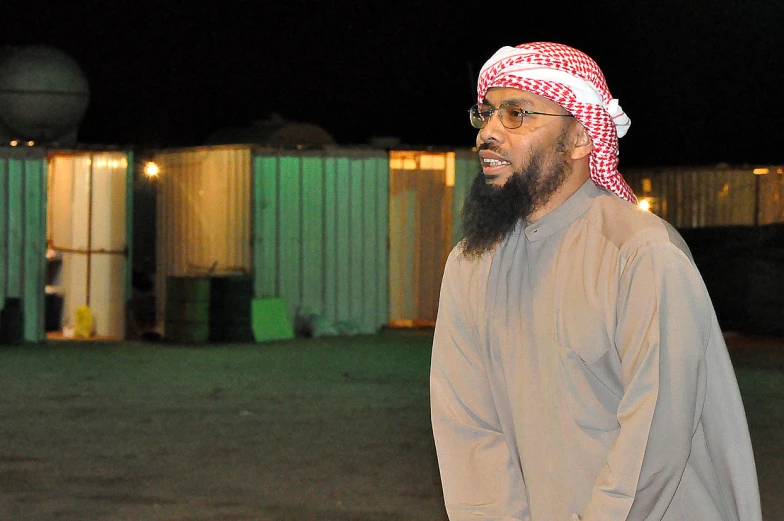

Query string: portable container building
0 146 133 343
152 145 478 337
623 165 784 227
0 147 47 343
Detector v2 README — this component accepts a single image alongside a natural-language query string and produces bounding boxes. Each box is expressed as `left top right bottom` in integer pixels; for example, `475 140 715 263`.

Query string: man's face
460 87 578 258
476 87 574 187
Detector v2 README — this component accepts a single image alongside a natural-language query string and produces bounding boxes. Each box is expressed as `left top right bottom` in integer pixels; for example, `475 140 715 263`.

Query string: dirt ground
0 330 781 521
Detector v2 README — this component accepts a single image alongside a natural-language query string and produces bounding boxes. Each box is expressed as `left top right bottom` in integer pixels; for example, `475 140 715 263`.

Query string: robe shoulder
585 188 694 262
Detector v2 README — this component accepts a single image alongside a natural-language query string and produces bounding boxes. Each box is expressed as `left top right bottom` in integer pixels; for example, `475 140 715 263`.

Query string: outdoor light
10 140 18 147
27 141 34 146
144 161 160 177
753 168 769 175
638 198 651 212
109 158 128 169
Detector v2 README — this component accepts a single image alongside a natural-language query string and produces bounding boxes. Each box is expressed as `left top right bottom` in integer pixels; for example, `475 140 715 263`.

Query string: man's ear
570 124 593 161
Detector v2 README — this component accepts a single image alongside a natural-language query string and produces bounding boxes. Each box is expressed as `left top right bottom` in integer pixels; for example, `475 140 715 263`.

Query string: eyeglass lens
470 105 523 129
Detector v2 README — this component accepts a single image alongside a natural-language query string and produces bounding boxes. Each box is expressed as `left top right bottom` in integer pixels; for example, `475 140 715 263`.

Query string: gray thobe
430 180 762 521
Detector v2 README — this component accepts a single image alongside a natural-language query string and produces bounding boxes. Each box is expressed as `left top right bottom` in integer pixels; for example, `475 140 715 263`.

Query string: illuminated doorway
46 152 130 339
388 151 455 326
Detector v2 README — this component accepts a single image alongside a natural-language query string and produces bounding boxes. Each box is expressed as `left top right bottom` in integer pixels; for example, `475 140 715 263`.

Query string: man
430 42 762 521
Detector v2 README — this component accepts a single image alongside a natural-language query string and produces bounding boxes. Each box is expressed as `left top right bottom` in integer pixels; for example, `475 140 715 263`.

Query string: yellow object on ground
74 305 94 338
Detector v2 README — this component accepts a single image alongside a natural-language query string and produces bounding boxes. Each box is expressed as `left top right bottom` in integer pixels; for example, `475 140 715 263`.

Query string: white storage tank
0 45 90 145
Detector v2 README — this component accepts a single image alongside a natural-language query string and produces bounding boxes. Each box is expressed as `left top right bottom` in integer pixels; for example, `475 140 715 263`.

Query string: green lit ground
0 330 781 520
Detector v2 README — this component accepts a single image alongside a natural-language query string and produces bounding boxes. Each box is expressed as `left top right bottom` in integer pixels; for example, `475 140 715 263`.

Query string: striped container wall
154 146 252 322
253 149 389 333
623 166 757 228
451 148 478 247
388 151 459 324
757 167 784 225
0 147 47 342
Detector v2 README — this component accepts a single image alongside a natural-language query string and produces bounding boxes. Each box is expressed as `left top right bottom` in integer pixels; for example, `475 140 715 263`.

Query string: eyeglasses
468 103 574 129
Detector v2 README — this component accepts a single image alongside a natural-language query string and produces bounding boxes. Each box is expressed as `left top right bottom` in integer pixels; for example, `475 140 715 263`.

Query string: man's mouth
482 158 511 168
481 157 512 180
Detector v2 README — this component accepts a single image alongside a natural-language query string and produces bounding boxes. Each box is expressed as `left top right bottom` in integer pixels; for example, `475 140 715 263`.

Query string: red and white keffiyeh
477 42 636 203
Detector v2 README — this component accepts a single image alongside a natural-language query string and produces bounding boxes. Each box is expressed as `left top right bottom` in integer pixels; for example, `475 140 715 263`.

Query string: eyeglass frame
468 102 574 130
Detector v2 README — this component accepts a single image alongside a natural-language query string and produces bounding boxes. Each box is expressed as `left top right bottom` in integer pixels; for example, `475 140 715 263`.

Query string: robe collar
523 179 601 242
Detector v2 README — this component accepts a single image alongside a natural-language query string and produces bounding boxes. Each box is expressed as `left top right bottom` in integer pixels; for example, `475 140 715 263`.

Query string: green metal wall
452 149 478 246
253 149 390 333
0 147 47 343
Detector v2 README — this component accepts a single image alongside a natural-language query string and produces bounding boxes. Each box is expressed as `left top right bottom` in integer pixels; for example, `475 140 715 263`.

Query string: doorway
46 152 129 339
388 151 455 326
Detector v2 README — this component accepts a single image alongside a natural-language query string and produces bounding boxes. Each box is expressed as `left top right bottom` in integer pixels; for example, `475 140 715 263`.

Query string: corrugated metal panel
758 168 784 225
389 151 455 324
624 166 758 228
155 146 252 322
253 148 389 333
124 151 135 338
452 148 478 247
0 147 47 342
48 151 129 338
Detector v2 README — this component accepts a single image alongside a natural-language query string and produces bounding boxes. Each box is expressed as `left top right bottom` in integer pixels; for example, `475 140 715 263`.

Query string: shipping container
756 167 784 225
0 147 132 343
253 149 390 333
0 147 47 343
623 165 784 228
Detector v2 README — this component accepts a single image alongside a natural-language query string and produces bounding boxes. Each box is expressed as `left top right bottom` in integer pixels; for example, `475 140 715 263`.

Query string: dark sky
3 0 782 167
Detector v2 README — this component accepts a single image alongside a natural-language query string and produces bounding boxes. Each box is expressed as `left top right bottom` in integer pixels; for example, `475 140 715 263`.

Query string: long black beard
459 145 570 259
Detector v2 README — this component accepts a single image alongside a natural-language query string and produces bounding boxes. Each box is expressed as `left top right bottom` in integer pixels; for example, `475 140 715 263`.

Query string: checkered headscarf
478 42 636 203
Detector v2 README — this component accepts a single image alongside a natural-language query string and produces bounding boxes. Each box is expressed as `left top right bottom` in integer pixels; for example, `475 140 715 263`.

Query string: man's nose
477 112 505 144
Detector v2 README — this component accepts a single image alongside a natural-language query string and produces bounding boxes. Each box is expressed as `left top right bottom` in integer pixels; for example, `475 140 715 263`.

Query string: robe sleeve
430 253 530 521
578 242 710 521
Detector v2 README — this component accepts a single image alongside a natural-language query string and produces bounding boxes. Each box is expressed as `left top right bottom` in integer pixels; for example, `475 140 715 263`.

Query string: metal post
86 154 94 306
754 171 760 227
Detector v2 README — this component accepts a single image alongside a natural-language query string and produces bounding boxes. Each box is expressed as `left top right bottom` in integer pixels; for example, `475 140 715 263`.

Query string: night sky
3 0 782 167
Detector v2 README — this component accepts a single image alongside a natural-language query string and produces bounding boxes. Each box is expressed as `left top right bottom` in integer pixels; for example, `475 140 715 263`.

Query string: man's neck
527 169 591 223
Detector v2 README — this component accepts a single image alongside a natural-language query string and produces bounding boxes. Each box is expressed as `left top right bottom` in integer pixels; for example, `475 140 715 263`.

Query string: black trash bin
0 298 24 345
45 292 64 332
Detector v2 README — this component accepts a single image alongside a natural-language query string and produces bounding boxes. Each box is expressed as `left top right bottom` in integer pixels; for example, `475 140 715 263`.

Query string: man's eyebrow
501 97 536 108
482 97 535 108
